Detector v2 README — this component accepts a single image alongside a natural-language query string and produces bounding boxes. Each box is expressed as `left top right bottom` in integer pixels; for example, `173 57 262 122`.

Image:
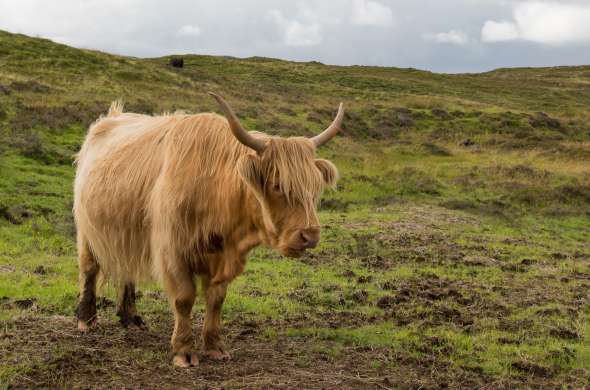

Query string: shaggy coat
74 100 340 366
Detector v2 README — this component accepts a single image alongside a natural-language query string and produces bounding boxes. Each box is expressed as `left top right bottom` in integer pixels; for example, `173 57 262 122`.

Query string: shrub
392 167 442 196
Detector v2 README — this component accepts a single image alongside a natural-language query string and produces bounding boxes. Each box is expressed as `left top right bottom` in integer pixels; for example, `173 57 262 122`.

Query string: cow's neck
230 182 281 253
205 186 264 283
221 183 264 255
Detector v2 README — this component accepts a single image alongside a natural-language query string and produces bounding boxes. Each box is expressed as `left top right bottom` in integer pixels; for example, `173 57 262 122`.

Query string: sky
1 0 590 73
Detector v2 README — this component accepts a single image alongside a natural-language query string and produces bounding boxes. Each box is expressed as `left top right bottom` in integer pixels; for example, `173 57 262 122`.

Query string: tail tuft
107 100 125 117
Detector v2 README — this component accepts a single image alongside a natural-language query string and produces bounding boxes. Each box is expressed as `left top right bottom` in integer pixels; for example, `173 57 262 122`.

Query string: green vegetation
1 30 589 388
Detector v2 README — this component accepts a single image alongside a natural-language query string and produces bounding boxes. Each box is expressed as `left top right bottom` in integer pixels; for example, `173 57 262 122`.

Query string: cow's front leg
201 276 230 361
163 267 198 367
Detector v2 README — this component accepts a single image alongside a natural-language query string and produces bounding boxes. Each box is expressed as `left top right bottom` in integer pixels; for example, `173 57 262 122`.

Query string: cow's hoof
173 352 199 368
130 315 148 330
134 316 148 330
204 349 231 361
119 314 148 330
77 319 96 332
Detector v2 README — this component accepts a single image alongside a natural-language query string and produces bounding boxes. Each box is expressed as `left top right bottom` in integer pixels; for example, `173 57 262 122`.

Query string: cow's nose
300 228 320 249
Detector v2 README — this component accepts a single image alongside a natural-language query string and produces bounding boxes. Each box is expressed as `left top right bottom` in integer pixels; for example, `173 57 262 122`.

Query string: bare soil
2 312 585 389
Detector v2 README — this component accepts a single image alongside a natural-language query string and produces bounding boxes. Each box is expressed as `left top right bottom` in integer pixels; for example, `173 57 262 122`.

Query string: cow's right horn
209 92 266 153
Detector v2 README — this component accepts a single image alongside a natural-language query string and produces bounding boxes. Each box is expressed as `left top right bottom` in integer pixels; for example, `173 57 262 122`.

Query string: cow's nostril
299 229 319 249
300 232 309 244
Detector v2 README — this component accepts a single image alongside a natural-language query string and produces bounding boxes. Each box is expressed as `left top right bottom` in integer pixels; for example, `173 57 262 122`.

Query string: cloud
482 1 590 45
268 9 322 47
177 25 201 37
425 30 469 45
1 0 590 72
351 0 393 27
481 20 519 42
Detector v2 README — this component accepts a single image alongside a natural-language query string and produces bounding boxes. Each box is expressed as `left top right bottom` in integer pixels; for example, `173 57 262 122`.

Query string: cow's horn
311 103 344 148
209 92 266 153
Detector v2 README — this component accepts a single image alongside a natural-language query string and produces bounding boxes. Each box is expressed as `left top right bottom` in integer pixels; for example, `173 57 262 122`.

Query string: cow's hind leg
163 265 198 367
201 277 231 361
116 282 147 329
76 237 99 332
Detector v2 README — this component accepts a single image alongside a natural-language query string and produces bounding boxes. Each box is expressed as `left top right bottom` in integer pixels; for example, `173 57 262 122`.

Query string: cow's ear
315 159 338 189
238 154 264 192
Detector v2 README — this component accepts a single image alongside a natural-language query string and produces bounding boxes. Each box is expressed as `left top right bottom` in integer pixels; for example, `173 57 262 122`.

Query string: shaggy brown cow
74 93 343 367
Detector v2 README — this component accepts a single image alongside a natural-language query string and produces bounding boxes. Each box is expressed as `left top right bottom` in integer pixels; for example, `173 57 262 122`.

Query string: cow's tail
107 100 124 117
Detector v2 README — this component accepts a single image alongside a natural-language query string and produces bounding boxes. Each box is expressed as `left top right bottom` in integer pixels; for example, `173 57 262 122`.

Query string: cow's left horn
209 92 266 153
310 103 344 148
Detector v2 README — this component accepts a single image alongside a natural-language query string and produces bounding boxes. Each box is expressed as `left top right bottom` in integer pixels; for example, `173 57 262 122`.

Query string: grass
1 29 590 388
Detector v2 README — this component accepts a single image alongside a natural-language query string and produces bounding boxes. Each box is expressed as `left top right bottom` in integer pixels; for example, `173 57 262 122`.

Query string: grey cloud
0 0 589 72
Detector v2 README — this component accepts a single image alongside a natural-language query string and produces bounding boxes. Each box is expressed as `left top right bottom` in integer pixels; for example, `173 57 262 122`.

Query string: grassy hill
1 30 589 388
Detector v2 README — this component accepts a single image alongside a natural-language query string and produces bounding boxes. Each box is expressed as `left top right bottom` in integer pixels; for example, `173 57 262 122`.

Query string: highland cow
73 93 343 367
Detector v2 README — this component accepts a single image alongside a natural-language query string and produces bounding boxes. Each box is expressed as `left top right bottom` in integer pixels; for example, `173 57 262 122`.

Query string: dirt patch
0 204 33 225
549 327 580 340
511 360 554 378
0 315 496 389
1 297 38 310
376 295 398 309
377 277 482 328
9 80 51 93
528 112 562 130
3 313 575 389
371 109 413 137
10 101 107 131
350 290 368 304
